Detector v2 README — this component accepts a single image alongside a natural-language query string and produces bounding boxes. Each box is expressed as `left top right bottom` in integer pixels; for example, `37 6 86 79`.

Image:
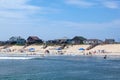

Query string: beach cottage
104 39 115 44
27 36 43 44
71 36 86 44
46 40 57 44
54 37 72 44
46 37 72 45
0 41 6 46
83 39 103 45
9 36 26 45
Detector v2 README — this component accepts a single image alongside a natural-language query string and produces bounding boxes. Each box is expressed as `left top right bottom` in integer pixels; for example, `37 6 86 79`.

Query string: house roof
28 36 40 40
72 36 86 40
9 36 25 41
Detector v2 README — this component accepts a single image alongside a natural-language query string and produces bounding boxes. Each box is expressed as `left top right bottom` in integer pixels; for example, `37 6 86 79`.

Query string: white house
83 39 103 45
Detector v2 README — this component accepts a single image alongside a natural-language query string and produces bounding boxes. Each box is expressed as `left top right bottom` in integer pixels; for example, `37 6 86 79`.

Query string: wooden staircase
23 44 30 49
86 43 98 50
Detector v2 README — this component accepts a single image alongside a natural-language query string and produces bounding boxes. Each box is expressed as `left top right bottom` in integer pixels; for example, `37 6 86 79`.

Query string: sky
0 0 120 41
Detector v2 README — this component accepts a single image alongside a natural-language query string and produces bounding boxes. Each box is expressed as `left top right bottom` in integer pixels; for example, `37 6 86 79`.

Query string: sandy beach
0 44 120 57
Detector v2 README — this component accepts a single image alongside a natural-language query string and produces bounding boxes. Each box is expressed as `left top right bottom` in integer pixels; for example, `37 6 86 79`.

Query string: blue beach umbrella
29 48 35 52
56 48 62 50
79 48 85 50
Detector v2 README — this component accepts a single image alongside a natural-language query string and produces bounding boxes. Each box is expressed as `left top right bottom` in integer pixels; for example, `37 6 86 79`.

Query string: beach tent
29 48 35 52
79 48 85 50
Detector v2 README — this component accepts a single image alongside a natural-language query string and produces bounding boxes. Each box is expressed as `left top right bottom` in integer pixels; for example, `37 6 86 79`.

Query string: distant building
104 39 115 44
27 36 43 44
0 41 7 46
72 36 86 44
9 36 26 45
46 37 72 45
55 37 72 44
83 39 103 45
46 40 57 44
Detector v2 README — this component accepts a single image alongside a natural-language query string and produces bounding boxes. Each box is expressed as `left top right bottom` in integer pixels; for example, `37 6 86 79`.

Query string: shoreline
0 52 120 60
0 52 120 56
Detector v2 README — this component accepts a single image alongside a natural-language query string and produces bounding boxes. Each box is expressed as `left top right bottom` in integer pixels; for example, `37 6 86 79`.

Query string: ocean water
0 56 120 80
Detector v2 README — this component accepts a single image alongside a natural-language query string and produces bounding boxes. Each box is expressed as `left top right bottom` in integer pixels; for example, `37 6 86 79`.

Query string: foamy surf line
0 57 36 60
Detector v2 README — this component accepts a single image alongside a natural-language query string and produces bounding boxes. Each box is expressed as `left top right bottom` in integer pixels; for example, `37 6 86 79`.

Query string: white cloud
65 0 120 9
65 0 95 8
102 1 119 9
112 19 120 25
0 0 38 10
0 0 41 19
44 19 120 40
52 19 120 30
0 10 26 18
0 0 61 19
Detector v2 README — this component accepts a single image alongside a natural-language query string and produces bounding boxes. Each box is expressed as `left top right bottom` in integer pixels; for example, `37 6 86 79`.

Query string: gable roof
28 36 40 40
72 36 86 41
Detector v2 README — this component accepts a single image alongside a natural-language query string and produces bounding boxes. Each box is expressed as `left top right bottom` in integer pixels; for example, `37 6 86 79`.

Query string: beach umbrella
79 48 85 50
29 48 35 52
56 47 62 50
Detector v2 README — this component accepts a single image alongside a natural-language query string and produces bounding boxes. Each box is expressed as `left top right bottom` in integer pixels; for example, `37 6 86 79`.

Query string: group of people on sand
83 49 106 55
82 50 108 59
0 48 29 53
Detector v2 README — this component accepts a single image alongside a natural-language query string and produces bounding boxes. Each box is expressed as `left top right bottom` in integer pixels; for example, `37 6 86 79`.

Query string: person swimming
104 55 107 59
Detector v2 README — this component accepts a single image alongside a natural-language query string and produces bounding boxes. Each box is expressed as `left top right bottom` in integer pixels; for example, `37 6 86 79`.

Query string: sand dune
90 44 120 53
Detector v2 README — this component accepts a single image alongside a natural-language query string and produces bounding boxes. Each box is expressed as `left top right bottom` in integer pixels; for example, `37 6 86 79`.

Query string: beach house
104 39 115 44
0 41 6 46
71 36 86 44
27 36 43 44
46 40 57 45
54 37 72 44
83 39 103 45
9 36 26 45
46 37 72 45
